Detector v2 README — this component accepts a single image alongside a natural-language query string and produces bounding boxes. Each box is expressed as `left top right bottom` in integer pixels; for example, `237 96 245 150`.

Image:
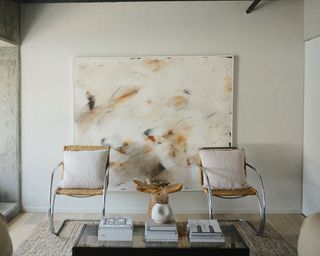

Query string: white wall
304 0 320 41
21 1 304 214
303 37 320 215
303 0 320 216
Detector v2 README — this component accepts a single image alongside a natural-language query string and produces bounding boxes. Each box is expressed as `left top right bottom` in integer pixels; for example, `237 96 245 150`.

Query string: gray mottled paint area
0 0 20 44
0 47 20 203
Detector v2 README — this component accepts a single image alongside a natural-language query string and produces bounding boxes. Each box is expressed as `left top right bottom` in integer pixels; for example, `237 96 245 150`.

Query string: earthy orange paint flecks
113 87 140 106
143 59 167 72
169 96 188 109
116 141 131 154
225 75 232 92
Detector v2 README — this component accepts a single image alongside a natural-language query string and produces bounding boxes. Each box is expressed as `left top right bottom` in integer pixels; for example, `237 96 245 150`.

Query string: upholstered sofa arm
0 213 13 256
298 212 320 256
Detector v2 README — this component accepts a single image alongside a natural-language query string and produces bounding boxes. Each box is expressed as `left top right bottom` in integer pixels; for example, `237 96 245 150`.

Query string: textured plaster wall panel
0 47 20 202
0 0 20 44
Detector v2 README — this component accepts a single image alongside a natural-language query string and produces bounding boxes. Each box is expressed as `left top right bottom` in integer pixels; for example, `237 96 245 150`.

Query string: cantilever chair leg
256 192 265 236
239 193 265 236
48 192 104 236
207 192 214 219
102 189 107 219
48 192 67 236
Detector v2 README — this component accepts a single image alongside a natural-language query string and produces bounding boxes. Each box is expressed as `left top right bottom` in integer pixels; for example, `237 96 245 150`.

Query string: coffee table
72 221 249 256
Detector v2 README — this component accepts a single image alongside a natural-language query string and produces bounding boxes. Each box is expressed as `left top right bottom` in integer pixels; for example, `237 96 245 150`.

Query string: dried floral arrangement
145 178 170 188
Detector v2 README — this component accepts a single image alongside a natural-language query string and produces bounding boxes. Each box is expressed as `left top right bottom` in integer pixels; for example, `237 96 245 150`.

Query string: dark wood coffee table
72 221 249 256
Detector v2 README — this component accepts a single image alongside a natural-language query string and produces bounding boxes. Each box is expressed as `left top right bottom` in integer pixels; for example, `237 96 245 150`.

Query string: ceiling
15 0 262 14
17 0 243 2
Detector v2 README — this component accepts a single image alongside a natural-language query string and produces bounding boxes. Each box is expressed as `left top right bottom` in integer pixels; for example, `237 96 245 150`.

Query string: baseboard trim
22 206 302 214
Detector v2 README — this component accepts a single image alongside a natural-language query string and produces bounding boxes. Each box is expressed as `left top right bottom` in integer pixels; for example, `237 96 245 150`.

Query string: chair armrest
245 163 266 208
49 162 63 205
103 165 110 192
196 164 213 196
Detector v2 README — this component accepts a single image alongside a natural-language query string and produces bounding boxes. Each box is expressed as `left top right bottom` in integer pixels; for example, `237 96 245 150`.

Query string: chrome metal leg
240 193 265 236
256 192 265 236
207 192 214 219
102 189 107 218
48 192 55 234
48 192 67 236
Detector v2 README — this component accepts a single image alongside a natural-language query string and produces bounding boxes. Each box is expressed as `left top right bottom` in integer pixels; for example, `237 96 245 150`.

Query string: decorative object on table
198 147 266 236
133 179 182 215
48 145 110 235
98 217 133 241
151 203 173 224
74 56 234 191
144 218 178 242
187 219 225 243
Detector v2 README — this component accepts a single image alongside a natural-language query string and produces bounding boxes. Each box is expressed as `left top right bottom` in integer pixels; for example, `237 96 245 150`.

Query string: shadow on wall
242 143 302 210
20 4 56 43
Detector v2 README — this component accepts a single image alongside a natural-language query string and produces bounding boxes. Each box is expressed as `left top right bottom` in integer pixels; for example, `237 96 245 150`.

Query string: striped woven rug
14 220 297 256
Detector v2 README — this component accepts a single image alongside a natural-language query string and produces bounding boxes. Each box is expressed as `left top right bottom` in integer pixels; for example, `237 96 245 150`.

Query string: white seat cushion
199 148 249 190
58 149 109 189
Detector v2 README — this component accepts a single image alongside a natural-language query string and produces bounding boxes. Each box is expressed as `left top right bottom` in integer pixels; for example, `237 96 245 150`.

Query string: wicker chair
48 145 110 235
198 147 266 236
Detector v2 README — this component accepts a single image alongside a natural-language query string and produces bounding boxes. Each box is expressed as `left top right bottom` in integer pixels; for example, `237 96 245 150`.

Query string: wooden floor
8 212 305 251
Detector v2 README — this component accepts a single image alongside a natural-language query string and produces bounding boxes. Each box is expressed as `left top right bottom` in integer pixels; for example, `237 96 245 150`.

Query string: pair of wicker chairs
48 146 265 236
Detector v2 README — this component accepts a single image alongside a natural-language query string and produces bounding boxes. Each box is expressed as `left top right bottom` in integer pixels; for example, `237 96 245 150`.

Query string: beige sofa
0 213 13 256
298 212 320 256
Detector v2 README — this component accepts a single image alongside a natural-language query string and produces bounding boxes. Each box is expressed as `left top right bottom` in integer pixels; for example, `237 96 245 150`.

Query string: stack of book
98 217 133 241
144 218 178 242
187 219 225 243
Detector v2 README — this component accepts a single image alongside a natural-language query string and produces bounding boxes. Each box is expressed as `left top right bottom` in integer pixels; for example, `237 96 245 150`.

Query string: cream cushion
199 148 249 190
0 213 12 256
58 149 109 189
298 212 320 256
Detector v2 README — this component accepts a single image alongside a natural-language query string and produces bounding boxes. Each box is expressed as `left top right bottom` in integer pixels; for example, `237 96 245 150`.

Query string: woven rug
14 220 297 256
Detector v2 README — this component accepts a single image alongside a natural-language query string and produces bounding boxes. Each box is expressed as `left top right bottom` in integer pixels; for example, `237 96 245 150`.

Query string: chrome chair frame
198 147 266 236
48 149 110 236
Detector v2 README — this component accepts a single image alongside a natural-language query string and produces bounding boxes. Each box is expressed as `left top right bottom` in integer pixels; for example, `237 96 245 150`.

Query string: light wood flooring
8 212 305 251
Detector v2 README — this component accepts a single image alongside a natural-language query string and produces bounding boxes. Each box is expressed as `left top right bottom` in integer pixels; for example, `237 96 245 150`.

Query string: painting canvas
74 56 233 191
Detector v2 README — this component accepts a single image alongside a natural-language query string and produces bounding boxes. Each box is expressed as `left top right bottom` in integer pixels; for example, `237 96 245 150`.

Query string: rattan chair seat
56 187 103 196
202 186 257 196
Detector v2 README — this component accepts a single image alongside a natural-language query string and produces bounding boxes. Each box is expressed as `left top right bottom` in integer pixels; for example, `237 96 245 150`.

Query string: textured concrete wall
0 0 20 44
0 47 20 202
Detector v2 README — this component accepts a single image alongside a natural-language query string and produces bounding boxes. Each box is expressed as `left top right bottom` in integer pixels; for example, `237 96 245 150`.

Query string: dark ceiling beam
15 0 205 3
246 0 262 14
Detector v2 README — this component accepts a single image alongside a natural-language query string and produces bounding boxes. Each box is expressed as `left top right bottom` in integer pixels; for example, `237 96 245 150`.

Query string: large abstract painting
74 56 233 191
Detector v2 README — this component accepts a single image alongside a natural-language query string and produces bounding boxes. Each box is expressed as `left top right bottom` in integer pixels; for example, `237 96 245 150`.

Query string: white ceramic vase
151 203 173 224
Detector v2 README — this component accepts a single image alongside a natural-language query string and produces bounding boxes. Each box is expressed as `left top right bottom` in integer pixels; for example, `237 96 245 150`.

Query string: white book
99 217 133 228
146 218 177 231
189 237 225 243
146 229 177 234
145 224 178 241
98 217 133 241
145 237 178 242
188 219 222 235
98 227 133 241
